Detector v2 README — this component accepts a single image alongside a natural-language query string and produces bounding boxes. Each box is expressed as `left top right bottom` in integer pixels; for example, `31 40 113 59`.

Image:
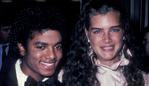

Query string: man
0 23 11 70
0 16 19 86
0 20 19 72
0 5 67 86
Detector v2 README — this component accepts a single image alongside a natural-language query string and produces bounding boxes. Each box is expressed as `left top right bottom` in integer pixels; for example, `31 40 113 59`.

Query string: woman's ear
85 29 90 42
17 43 26 56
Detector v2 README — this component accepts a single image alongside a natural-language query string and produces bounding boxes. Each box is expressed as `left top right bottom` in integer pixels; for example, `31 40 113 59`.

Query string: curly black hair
13 4 67 49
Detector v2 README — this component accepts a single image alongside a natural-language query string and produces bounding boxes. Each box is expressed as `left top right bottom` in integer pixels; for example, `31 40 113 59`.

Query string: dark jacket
0 59 18 86
0 43 19 85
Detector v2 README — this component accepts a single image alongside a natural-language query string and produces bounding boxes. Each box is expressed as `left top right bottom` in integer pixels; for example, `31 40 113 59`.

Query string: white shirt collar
15 59 28 86
15 59 49 86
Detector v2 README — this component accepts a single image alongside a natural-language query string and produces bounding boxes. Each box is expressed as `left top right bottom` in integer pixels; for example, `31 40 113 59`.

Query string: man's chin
42 70 55 77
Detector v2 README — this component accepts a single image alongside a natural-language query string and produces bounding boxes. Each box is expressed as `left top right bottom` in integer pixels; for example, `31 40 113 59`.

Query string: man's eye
36 45 45 50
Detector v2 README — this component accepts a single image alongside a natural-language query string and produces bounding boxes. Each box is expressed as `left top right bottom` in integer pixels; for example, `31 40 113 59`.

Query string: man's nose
47 48 56 59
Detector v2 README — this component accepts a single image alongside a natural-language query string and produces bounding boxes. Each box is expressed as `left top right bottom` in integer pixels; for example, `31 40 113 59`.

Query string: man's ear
17 43 26 56
85 29 90 42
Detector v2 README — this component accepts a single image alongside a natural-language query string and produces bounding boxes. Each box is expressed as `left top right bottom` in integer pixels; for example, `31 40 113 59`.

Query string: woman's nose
102 32 111 43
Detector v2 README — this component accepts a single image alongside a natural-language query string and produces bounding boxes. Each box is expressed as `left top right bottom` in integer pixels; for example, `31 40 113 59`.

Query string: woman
63 0 149 86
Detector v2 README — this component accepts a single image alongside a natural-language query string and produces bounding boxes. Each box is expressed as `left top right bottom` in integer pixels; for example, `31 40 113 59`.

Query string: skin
18 29 63 81
86 11 123 66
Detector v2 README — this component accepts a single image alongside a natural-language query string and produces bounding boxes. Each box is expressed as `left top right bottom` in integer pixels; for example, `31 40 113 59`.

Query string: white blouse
95 57 129 86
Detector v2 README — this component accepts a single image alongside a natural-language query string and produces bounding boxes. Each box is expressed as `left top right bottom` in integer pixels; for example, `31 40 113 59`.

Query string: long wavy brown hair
63 0 144 86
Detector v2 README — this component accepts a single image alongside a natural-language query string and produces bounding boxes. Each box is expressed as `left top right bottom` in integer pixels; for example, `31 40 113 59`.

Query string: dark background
0 0 148 34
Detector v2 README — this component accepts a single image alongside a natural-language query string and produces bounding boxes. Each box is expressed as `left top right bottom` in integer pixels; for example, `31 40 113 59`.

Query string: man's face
86 11 123 65
19 29 63 80
0 26 11 43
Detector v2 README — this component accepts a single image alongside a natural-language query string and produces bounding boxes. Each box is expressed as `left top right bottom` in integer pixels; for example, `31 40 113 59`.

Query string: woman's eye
92 29 102 34
55 44 62 50
111 28 121 32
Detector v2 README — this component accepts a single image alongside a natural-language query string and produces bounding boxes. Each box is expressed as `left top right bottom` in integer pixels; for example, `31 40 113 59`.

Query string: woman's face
86 11 123 65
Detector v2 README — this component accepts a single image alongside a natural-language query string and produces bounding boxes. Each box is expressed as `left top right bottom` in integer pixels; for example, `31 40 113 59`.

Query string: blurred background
0 0 148 33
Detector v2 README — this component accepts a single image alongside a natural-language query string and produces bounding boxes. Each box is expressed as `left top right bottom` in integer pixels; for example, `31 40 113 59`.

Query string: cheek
23 53 37 68
112 33 123 42
89 39 97 48
57 51 63 59
27 48 42 61
114 37 122 43
55 52 63 66
30 49 42 57
113 38 123 52
28 45 43 58
89 35 100 44
89 38 101 53
26 52 40 62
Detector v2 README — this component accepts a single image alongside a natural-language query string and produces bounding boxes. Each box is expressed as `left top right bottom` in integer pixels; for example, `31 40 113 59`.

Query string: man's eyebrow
34 41 48 46
34 41 62 46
